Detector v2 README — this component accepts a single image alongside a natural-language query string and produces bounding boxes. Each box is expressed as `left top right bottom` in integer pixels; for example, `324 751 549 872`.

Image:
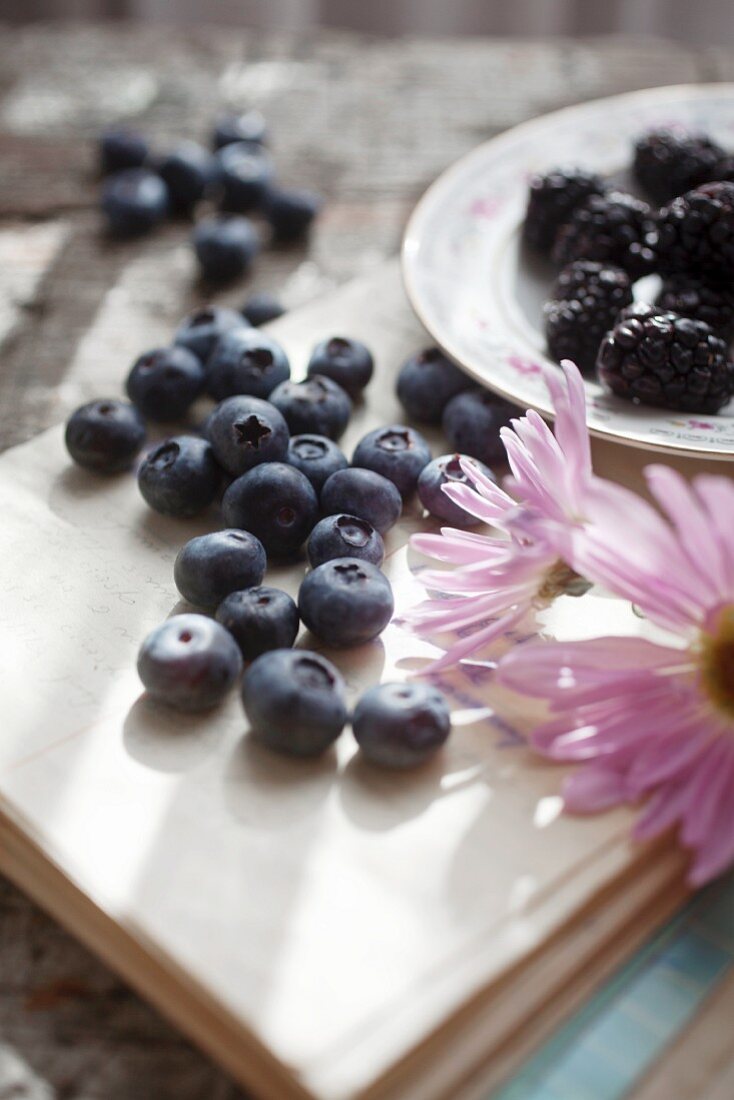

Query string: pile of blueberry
98 112 322 284
525 127 734 414
64 296 518 766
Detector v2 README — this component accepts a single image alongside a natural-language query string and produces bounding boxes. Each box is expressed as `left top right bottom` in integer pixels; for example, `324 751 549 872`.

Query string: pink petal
645 465 727 602
633 781 689 840
420 605 528 675
411 530 506 565
553 359 592 481
498 636 689 699
688 752 734 885
562 765 628 813
626 718 709 796
693 475 734 599
569 479 703 632
405 589 529 632
680 737 733 847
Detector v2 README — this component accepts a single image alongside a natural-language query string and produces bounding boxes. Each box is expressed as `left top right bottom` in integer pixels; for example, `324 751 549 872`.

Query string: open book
0 264 689 1099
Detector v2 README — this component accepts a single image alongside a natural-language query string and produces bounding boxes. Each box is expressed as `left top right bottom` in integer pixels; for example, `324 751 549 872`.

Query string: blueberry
306 337 373 399
222 462 319 558
286 434 348 492
206 395 289 476
242 649 347 757
174 305 244 364
192 215 259 283
158 141 218 215
270 376 351 440
206 328 290 401
101 168 168 238
307 514 384 569
352 425 431 496
241 291 285 327
215 585 299 661
417 453 495 527
217 143 275 213
352 682 451 769
212 110 268 151
65 398 146 474
99 127 148 175
174 529 266 609
137 435 221 517
137 613 242 711
320 467 402 535
396 346 473 424
126 345 206 421
442 388 517 465
298 558 393 647
266 187 323 242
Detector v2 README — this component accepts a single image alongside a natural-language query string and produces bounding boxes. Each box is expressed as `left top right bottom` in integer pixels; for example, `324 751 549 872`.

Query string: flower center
536 560 591 604
699 606 734 718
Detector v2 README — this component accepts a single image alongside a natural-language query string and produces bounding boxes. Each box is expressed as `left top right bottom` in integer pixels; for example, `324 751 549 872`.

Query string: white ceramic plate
402 84 734 459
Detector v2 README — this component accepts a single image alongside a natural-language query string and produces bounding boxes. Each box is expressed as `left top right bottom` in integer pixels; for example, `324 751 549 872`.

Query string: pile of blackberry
598 303 732 414
523 128 734 414
544 261 632 375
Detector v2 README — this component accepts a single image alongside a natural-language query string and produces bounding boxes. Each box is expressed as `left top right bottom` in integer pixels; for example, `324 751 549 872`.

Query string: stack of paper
0 264 690 1099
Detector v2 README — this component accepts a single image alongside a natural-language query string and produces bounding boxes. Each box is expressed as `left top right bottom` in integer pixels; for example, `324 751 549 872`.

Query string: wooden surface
0 21 732 1100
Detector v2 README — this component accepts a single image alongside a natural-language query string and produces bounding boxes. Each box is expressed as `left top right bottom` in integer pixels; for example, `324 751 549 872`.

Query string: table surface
1 21 733 1100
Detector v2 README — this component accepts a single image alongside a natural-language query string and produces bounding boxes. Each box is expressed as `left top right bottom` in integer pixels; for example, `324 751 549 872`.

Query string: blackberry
633 129 725 205
656 274 734 344
656 182 734 280
597 308 733 414
553 191 657 278
523 168 604 255
544 261 633 374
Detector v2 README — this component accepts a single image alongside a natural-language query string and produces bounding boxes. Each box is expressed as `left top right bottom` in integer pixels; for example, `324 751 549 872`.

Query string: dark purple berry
65 398 146 474
352 682 451 769
101 168 168 238
396 346 472 424
242 649 347 757
137 614 242 711
206 395 289 476
306 337 373 399
307 514 384 569
126 345 206 421
174 305 244 364
320 467 402 535
417 453 494 527
270 376 352 440
192 215 259 283
222 462 319 558
442 388 516 466
174 529 266 609
287 434 348 492
298 558 393 647
216 586 299 661
241 292 285 327
352 424 431 496
206 328 290 401
523 168 605 255
137 435 221 517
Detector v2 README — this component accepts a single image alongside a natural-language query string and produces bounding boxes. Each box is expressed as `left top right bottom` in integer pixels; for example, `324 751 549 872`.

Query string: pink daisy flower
404 361 593 673
498 467 734 887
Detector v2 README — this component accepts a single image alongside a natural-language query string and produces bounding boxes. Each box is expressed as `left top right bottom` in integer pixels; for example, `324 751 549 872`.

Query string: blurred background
3 0 734 45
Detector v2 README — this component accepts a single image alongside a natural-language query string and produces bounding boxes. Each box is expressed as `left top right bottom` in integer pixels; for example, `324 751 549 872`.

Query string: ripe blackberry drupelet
656 274 734 344
656 182 734 279
553 191 657 278
544 260 633 375
597 307 733 414
522 168 604 255
633 129 725 205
